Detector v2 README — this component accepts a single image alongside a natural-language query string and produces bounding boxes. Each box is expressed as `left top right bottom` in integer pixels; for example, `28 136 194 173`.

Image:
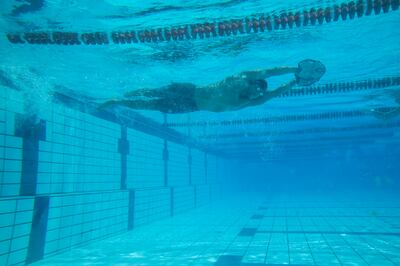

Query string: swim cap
295 59 326 86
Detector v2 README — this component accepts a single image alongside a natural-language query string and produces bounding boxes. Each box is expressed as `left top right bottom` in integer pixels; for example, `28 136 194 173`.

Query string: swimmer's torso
195 74 264 112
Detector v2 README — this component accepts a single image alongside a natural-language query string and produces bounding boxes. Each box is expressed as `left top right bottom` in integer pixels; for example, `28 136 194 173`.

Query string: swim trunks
153 83 199 113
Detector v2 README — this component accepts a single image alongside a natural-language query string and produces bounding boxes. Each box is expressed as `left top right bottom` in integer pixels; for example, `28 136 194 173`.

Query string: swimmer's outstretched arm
244 79 297 108
267 79 297 98
240 66 298 80
369 107 400 121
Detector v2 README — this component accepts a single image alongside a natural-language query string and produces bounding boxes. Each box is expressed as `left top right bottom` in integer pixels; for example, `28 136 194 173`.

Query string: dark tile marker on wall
128 190 135 230
194 185 197 208
238 228 257 237
188 148 192 185
118 125 129 190
163 114 169 187
214 255 242 266
204 152 208 184
163 139 169 186
170 187 174 216
15 114 46 196
26 196 50 264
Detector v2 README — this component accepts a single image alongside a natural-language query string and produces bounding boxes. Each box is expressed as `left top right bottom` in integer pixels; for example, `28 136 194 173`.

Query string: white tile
4 147 22 160
5 90 22 102
39 151 52 162
0 199 16 213
38 162 52 173
0 110 5 122
6 99 23 113
37 172 52 184
15 201 32 216
0 96 5 108
14 211 33 224
44 240 59 255
5 112 15 135
0 213 14 227
39 141 52 152
4 136 22 148
46 218 60 231
2 172 21 184
0 227 12 242
10 236 29 251
0 184 20 196
36 183 51 194
0 135 5 147
0 253 8 266
45 229 60 242
13 223 31 238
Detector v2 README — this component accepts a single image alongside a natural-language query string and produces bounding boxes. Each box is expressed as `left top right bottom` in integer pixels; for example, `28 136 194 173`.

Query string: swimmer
100 59 326 113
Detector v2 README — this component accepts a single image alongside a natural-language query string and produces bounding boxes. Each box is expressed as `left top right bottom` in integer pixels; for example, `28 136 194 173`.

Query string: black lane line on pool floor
26 196 50 264
128 190 135 230
118 125 129 190
257 206 400 209
251 214 264 219
15 114 46 196
214 255 313 266
237 228 400 237
251 215 400 218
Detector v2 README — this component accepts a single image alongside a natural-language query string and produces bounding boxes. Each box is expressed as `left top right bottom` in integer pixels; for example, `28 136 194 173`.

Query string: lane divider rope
280 76 400 98
199 121 400 139
165 107 399 127
212 133 393 148
6 0 399 45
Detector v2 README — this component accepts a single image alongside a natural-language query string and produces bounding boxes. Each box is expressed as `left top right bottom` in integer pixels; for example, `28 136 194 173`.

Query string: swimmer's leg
268 79 297 98
99 99 161 111
124 88 163 98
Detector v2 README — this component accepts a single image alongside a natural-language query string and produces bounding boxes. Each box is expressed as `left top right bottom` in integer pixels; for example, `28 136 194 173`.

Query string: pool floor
32 194 400 266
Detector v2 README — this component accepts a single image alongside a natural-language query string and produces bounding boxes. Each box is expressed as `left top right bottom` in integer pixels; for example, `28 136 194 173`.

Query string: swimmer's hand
295 59 326 86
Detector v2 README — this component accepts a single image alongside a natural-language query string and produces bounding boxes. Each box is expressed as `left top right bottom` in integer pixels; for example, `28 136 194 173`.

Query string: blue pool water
0 0 400 265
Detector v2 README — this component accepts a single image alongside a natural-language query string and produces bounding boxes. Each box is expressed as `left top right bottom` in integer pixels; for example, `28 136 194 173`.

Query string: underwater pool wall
0 86 230 266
